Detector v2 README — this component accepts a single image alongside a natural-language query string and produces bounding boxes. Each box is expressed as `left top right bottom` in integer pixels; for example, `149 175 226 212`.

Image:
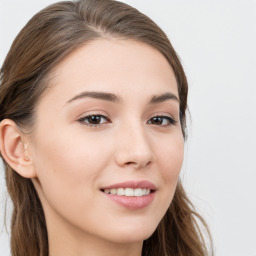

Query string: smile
100 180 156 209
103 188 151 197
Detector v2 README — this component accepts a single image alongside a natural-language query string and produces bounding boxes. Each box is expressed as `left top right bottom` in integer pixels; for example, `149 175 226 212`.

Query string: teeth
125 188 134 196
110 188 116 195
103 188 152 196
117 188 125 196
134 188 142 197
104 189 110 194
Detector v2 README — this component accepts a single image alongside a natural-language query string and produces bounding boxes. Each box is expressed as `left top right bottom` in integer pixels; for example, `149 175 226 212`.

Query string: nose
114 124 155 169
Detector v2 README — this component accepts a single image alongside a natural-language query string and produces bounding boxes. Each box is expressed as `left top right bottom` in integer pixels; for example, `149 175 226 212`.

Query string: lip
100 180 156 210
101 180 157 190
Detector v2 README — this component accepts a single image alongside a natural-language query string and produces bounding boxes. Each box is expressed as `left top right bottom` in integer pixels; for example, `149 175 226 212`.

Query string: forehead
44 38 178 104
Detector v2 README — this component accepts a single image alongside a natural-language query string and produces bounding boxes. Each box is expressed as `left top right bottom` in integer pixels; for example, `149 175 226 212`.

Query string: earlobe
0 119 37 178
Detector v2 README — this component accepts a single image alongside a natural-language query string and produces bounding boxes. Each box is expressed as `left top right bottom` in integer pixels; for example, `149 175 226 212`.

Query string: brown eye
87 115 102 124
147 116 176 126
79 115 110 126
151 117 164 125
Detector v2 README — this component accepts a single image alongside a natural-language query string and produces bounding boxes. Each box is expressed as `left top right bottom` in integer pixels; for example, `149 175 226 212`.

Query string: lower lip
102 192 155 210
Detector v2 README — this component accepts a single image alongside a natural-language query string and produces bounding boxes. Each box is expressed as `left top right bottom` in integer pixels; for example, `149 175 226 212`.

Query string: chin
103 222 158 244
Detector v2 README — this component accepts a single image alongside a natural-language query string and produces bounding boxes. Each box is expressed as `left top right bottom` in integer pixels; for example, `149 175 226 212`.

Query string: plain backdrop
0 1 256 255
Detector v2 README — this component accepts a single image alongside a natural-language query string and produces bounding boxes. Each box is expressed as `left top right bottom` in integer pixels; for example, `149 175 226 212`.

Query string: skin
5 39 184 256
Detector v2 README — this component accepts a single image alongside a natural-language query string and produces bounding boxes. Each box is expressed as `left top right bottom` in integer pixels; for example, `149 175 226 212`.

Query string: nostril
146 161 152 166
125 160 152 169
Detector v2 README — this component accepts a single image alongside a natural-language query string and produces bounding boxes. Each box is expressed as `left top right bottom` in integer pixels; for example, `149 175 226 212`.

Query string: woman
0 0 212 255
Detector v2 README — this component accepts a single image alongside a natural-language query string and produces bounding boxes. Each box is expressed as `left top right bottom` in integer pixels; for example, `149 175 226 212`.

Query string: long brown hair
0 0 213 255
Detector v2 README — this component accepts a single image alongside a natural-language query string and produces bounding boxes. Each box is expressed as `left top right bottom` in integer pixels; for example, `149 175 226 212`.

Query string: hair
0 0 213 255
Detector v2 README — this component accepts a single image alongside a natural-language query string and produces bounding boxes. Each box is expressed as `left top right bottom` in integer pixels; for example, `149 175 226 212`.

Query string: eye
147 116 177 127
78 114 110 127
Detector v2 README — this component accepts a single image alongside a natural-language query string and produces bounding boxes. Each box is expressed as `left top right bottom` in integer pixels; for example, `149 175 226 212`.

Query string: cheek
31 127 112 211
155 132 184 202
156 130 184 179
162 140 184 180
33 125 110 177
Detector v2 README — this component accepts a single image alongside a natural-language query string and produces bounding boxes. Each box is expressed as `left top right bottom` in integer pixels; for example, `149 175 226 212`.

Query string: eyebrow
66 91 121 104
149 92 179 104
66 91 179 105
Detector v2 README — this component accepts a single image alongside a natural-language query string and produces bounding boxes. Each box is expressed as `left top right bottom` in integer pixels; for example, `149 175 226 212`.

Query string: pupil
89 116 101 124
152 117 162 125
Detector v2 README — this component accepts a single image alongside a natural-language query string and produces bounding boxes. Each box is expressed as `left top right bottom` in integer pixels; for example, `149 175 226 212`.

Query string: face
29 39 184 245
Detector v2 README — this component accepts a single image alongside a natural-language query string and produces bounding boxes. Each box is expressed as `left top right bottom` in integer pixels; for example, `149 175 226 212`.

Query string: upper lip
101 180 157 190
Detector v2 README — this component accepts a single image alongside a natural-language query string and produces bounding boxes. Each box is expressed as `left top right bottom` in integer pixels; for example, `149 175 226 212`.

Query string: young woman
0 0 212 255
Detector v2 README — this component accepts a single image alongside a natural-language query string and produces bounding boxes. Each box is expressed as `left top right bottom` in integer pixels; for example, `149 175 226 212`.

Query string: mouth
101 188 153 197
100 180 156 209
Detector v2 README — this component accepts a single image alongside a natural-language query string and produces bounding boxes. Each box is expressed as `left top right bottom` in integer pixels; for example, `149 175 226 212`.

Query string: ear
0 119 37 178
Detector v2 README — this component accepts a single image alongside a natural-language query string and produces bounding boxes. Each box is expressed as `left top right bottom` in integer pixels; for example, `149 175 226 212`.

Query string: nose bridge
115 117 155 169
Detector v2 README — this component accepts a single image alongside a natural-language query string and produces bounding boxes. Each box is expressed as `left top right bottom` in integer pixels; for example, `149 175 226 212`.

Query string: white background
0 1 256 255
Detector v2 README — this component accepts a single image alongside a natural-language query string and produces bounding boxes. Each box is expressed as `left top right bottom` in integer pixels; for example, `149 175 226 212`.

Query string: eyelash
147 116 177 126
78 114 111 127
78 114 177 127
